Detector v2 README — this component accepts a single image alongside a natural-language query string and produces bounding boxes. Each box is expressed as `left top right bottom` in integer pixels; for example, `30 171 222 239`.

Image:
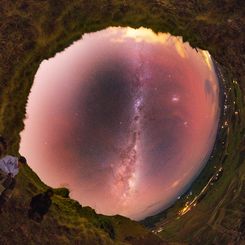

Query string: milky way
20 27 220 220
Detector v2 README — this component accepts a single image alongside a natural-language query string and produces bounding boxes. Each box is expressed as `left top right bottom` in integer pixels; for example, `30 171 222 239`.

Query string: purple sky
20 27 220 220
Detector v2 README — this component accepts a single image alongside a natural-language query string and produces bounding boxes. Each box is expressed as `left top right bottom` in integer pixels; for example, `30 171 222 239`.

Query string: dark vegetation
0 0 244 244
0 162 164 245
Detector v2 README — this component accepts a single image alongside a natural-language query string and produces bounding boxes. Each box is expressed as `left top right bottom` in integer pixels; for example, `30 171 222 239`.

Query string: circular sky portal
20 27 220 220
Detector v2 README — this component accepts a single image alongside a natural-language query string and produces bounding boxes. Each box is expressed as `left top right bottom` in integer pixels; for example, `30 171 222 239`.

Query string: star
172 95 180 102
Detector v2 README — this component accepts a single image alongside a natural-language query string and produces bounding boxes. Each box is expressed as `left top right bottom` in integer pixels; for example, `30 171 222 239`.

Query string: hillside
0 0 244 244
0 164 165 245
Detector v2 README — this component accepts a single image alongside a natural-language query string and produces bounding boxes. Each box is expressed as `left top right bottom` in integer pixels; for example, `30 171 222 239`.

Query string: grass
0 163 164 245
0 0 244 244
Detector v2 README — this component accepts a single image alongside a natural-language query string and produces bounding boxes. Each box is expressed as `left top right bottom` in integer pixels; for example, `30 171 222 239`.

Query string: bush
54 187 70 198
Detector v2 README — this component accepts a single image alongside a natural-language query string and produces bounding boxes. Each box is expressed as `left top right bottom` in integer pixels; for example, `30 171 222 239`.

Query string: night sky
20 27 220 220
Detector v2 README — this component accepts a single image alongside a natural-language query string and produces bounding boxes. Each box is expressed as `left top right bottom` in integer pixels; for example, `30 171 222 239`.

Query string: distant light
157 227 163 233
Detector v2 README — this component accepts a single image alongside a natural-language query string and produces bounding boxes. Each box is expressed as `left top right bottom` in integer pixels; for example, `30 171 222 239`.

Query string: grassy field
0 0 244 244
0 163 165 244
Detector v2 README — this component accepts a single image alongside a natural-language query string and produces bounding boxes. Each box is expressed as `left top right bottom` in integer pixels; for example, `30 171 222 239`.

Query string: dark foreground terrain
0 0 244 244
